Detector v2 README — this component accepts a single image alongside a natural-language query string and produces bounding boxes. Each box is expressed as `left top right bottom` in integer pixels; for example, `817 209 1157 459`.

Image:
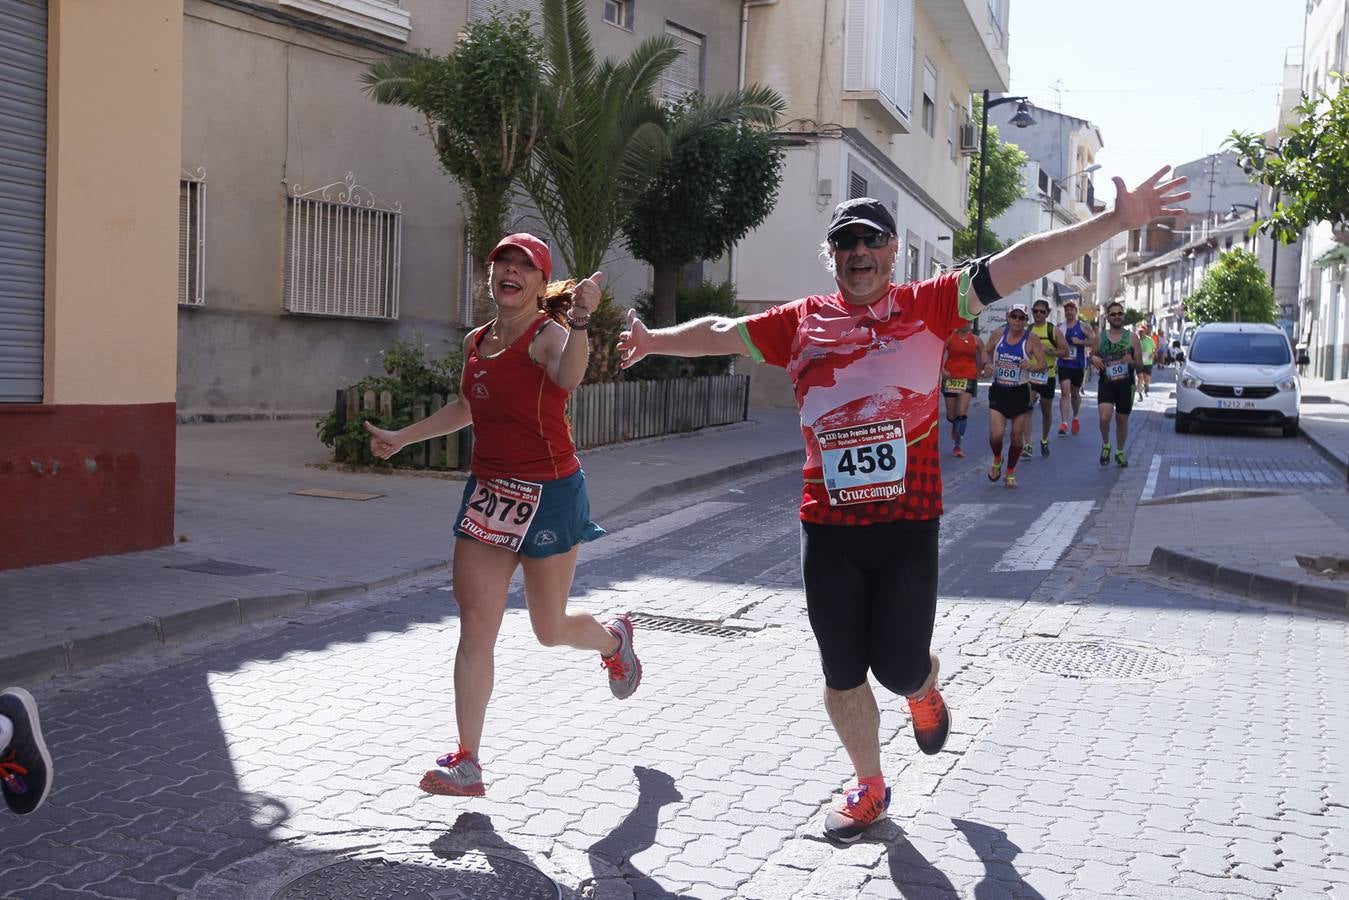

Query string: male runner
1027 299 1067 457
1092 301 1145 467
1056 298 1095 435
1136 323 1157 400
617 168 1188 843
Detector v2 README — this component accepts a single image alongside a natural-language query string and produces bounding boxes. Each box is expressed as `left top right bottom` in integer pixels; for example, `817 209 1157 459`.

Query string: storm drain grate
1001 640 1174 680
627 612 756 639
272 854 559 899
166 559 275 577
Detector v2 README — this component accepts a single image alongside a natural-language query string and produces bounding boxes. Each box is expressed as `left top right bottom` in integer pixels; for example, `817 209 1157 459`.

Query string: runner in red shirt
364 233 641 799
618 167 1188 844
941 321 983 457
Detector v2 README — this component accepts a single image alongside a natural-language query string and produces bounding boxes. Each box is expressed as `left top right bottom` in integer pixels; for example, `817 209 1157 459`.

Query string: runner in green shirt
1136 323 1157 400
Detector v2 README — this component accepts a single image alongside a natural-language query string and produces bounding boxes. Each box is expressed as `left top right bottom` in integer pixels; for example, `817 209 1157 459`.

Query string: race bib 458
815 418 907 506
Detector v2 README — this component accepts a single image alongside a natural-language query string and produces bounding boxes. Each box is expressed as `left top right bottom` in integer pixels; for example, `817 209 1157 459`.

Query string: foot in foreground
0 687 53 816
420 749 484 797
1115 450 1129 468
987 459 1002 482
824 782 892 844
601 615 642 700
907 656 951 756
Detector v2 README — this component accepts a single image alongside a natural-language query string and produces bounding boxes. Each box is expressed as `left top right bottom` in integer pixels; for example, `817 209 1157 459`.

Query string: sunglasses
829 230 892 251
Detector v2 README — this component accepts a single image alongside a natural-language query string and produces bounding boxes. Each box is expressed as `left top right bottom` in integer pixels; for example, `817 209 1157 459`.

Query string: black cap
827 197 897 240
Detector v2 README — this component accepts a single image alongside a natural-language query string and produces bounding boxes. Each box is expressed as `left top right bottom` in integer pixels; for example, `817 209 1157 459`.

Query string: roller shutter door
0 0 47 403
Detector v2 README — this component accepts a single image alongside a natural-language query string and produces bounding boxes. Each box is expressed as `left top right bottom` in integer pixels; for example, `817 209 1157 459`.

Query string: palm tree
361 14 544 323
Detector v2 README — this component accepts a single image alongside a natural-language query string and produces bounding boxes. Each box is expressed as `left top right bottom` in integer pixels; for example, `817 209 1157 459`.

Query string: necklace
488 308 538 345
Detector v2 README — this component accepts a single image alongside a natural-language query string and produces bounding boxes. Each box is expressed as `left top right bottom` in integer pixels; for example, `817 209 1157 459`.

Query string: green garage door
0 0 47 403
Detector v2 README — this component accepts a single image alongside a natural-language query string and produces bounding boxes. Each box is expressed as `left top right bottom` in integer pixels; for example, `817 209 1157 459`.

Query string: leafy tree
621 90 787 326
624 281 743 380
954 95 1030 260
1227 74 1349 245
1183 249 1276 325
361 14 544 322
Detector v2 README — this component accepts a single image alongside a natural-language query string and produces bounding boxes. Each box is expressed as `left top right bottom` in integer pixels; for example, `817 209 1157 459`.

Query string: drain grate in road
627 612 756 639
272 854 559 899
1002 640 1173 680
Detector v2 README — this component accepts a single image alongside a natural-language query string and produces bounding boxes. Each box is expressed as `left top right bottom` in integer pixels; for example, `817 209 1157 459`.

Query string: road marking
1142 455 1163 501
940 502 997 551
992 500 1095 572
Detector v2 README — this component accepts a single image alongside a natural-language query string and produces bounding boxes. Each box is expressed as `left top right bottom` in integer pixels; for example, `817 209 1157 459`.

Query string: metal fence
336 374 750 469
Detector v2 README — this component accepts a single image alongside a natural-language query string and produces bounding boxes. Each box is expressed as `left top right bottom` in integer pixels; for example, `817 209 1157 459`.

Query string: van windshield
1189 332 1291 365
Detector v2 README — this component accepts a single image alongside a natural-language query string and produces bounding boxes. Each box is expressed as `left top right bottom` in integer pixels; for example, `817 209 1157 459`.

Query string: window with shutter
659 23 703 103
841 0 914 125
849 172 869 199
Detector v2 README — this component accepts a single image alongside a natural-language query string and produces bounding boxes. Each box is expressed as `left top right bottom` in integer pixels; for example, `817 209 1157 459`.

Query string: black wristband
568 318 591 330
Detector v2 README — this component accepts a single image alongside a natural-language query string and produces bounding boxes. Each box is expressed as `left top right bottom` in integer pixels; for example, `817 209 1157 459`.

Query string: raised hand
571 271 603 321
1112 166 1191 231
617 307 651 370
363 420 404 460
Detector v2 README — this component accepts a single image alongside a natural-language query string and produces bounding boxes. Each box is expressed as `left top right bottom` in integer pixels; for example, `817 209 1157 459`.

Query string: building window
906 241 920 282
460 236 475 327
602 0 632 28
284 173 402 320
947 100 959 159
842 0 915 120
849 172 868 199
179 169 206 307
658 23 703 103
921 60 937 136
1083 253 1092 281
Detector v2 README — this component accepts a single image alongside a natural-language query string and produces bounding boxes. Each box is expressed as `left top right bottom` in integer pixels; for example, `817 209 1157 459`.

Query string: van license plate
1216 399 1257 409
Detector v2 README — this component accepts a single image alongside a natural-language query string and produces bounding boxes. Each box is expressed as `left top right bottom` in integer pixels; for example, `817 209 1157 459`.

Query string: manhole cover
1001 640 1173 680
272 853 559 899
627 612 756 639
167 559 275 576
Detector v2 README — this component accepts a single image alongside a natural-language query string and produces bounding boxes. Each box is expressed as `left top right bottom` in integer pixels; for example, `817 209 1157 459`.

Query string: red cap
487 233 552 282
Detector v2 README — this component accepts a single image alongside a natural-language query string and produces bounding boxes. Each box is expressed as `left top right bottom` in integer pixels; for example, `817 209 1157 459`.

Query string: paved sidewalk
0 408 804 686
1136 374 1349 612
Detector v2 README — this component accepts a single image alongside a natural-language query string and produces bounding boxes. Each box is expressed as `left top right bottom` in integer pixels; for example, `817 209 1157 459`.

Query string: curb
1147 546 1349 616
0 559 450 687
600 449 802 519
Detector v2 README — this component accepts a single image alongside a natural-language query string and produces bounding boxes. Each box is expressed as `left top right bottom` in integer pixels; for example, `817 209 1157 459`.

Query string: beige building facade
1 0 183 569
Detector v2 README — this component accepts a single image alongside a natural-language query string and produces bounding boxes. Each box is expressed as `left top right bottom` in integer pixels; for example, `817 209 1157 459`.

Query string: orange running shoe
907 661 951 756
1058 422 1068 435
1071 417 1080 434
823 782 891 843
952 445 964 458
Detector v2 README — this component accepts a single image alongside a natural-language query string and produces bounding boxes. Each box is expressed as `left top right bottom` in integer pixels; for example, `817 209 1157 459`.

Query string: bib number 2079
459 477 543 553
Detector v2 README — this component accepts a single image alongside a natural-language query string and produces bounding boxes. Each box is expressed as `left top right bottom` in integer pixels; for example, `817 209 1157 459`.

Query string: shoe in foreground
824 783 891 844
0 687 52 816
906 660 951 756
421 749 484 797
601 615 642 700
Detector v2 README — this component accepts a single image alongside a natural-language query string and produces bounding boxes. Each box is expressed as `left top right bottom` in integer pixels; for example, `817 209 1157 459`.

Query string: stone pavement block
0 642 69 684
1294 580 1349 614
66 619 163 672
1174 870 1279 897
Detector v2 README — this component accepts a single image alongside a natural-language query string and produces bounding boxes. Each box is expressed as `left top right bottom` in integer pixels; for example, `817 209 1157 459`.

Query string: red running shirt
462 315 580 482
944 331 980 379
738 269 974 525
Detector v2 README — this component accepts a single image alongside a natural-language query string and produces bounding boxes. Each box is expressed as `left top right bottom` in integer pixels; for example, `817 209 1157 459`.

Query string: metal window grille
659 23 703 103
284 173 402 320
460 235 475 327
179 168 205 307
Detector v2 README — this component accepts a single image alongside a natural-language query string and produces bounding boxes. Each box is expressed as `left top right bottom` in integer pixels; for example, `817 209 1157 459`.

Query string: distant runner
941 321 983 458
1091 301 1144 467
1136 323 1157 400
1028 299 1067 457
982 303 1047 489
1056 298 1095 435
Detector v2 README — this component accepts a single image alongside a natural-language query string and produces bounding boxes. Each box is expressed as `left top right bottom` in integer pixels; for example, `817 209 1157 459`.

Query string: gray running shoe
0 687 52 816
420 750 483 797
601 615 642 700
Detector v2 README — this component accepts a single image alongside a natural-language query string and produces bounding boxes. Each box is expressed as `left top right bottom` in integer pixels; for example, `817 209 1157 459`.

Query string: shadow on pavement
583 765 687 899
951 818 1045 900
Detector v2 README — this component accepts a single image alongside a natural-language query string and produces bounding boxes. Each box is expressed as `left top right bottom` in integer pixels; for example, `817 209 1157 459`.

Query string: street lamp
974 90 1036 257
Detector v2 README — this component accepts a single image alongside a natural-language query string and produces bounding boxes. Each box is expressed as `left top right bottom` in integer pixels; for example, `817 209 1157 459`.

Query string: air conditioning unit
958 123 979 155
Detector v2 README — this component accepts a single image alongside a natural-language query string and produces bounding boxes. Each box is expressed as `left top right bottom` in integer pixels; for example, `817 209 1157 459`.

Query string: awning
1053 282 1080 303
1314 244 1349 267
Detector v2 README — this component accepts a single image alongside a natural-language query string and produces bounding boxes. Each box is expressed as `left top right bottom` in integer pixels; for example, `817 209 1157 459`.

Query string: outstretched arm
965 167 1189 314
618 309 750 369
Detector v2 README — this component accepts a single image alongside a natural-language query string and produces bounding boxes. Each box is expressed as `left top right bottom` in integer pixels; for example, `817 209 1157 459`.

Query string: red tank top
462 315 580 481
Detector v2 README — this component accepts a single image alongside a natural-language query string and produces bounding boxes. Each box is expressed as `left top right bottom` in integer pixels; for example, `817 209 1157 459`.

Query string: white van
1174 323 1302 437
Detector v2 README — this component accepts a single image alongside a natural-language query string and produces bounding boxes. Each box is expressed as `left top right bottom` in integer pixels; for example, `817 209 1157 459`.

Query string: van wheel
1282 419 1299 438
1175 414 1191 434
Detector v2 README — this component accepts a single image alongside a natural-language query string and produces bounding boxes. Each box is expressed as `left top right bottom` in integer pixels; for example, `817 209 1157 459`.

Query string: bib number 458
833 443 898 476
